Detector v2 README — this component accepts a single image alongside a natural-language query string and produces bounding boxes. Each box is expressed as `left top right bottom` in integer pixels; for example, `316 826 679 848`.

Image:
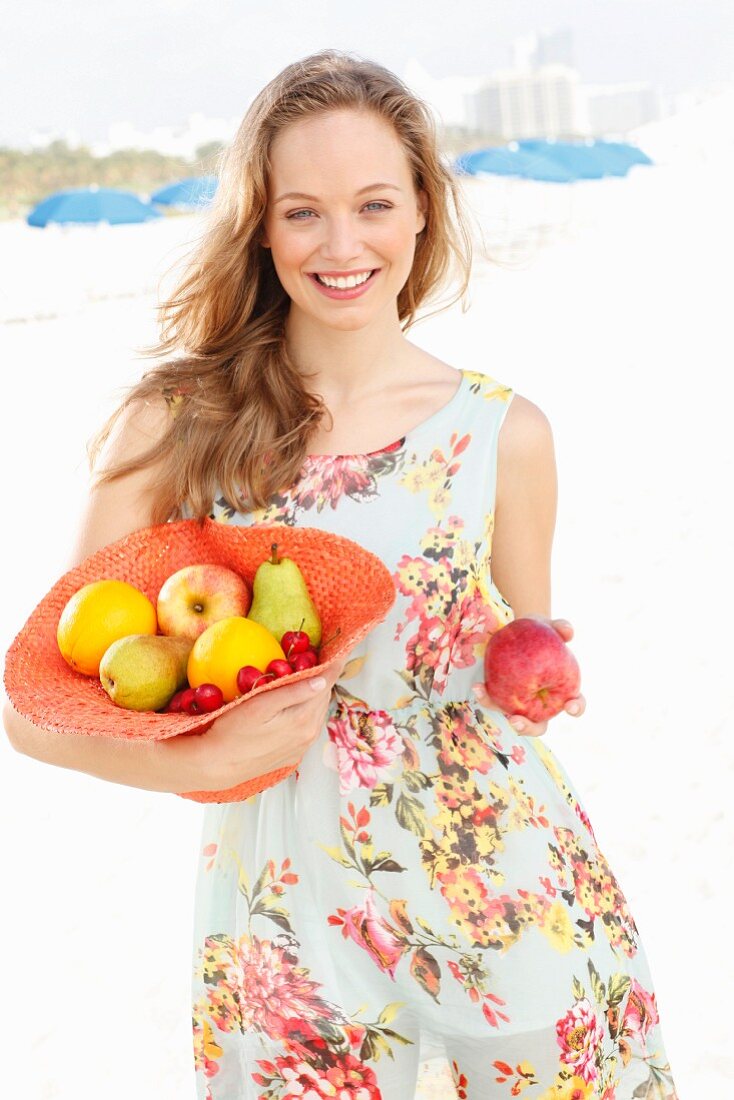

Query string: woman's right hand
164 661 343 794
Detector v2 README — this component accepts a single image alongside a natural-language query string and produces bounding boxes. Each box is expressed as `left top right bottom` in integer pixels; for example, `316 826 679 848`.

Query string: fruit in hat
187 616 286 703
247 543 322 647
99 634 193 712
57 579 157 677
156 563 251 641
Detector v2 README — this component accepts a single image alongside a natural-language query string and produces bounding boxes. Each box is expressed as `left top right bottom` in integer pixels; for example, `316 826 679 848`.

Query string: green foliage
0 139 226 220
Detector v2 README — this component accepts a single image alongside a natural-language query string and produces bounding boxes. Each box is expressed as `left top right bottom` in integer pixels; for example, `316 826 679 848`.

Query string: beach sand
1 129 731 1096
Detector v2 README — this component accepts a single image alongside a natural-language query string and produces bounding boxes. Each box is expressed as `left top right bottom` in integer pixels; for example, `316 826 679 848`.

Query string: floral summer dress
176 369 679 1100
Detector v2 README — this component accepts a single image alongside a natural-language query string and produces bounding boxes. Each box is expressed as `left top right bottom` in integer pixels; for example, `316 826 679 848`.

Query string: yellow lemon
188 616 285 703
57 579 158 677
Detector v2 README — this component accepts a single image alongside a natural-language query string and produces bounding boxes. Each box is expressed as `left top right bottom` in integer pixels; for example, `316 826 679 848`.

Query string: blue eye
286 201 392 220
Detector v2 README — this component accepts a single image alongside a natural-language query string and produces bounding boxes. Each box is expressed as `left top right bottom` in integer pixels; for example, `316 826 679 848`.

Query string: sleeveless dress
177 369 680 1100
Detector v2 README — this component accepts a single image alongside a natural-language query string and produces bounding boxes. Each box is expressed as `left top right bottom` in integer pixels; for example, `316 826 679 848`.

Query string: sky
4 0 733 146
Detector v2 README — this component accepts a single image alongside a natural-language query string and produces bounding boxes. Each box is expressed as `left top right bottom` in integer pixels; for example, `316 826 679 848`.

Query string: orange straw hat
3 518 396 803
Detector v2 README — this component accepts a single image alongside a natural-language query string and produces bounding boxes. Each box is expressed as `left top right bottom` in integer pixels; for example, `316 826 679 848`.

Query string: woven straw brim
3 518 396 803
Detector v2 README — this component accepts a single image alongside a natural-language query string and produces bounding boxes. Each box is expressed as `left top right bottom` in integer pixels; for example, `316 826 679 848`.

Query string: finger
551 618 573 640
509 716 548 738
259 663 340 720
564 693 586 717
471 682 490 705
471 683 507 712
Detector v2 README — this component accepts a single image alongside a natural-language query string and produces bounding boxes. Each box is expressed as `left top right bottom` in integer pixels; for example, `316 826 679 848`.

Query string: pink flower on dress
327 705 404 794
230 935 331 1038
555 997 604 1085
621 978 659 1049
255 1049 381 1098
338 888 409 980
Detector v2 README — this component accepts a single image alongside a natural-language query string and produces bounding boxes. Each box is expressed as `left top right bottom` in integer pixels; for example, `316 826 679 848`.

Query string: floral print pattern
184 369 679 1098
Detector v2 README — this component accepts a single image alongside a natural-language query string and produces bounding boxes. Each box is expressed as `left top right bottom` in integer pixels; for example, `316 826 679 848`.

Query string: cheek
378 220 421 257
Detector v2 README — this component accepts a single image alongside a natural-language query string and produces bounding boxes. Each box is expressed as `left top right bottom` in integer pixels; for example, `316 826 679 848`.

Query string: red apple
157 564 251 641
483 617 581 723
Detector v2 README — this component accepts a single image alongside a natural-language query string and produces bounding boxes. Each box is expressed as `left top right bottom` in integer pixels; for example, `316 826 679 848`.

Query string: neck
284 306 413 403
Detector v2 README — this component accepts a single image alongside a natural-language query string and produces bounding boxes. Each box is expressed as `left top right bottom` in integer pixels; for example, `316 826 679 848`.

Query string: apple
483 616 581 723
157 564 251 641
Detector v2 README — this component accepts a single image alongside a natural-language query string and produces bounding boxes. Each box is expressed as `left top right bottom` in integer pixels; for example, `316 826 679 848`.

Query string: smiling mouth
308 269 379 287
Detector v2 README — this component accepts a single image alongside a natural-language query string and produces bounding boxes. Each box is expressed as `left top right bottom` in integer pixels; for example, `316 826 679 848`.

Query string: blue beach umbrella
594 140 654 169
515 139 626 179
27 186 162 227
454 147 574 183
150 175 219 209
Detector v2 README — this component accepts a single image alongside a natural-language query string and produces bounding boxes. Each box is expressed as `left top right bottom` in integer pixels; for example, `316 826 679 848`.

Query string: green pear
99 634 194 712
247 543 322 648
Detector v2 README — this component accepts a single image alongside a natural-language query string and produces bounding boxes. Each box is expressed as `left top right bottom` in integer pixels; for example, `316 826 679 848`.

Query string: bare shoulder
496 393 556 503
66 394 177 570
95 393 174 472
499 392 554 453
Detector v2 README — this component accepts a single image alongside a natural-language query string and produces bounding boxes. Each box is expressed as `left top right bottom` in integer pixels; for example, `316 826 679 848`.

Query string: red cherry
177 687 198 715
164 689 188 713
236 665 275 694
267 659 295 679
281 628 312 659
291 650 318 672
193 683 224 713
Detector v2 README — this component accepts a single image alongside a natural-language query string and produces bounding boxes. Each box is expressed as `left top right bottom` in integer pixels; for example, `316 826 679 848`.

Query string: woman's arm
3 702 200 793
2 395 204 792
491 393 557 618
474 393 585 735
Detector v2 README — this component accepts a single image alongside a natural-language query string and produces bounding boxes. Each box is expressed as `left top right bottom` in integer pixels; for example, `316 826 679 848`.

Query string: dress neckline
304 368 468 461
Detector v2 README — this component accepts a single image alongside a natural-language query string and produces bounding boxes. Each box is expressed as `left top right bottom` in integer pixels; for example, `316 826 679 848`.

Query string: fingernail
567 702 580 715
310 678 327 691
471 685 481 698
509 717 525 730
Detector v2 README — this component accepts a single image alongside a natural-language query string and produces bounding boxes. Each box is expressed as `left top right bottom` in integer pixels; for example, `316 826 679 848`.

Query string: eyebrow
273 182 402 204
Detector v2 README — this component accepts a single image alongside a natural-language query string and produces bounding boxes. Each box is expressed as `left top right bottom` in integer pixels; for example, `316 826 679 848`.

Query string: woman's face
260 109 428 331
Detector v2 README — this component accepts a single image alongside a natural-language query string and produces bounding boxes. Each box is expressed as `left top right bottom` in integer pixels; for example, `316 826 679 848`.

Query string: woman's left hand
471 617 586 738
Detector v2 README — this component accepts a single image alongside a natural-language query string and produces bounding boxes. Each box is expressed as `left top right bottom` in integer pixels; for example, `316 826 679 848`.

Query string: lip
306 268 380 300
309 268 377 276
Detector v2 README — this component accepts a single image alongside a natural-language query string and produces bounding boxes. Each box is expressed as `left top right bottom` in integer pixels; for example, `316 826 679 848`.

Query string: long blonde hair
87 48 476 523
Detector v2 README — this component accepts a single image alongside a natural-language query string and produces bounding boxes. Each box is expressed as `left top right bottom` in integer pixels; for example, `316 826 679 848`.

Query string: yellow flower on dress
538 1074 595 1099
540 899 576 953
427 483 452 520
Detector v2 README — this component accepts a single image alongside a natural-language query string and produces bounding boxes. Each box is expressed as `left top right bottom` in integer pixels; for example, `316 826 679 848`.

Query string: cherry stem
320 626 342 649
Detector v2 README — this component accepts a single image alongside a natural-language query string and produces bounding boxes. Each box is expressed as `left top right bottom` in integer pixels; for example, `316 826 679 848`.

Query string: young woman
5 50 679 1100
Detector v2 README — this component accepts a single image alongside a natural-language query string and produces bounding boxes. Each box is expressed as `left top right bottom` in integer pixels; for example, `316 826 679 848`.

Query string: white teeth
315 271 373 289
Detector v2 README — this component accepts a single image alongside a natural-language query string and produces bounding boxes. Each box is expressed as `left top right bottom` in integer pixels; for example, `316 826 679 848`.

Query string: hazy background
4 0 732 149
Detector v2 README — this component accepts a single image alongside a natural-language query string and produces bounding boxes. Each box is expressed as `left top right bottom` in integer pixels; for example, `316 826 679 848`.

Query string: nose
317 213 368 266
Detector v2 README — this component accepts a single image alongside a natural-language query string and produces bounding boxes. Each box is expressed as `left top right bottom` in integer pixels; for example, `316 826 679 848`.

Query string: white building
468 64 584 140
585 83 662 136
513 27 575 70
